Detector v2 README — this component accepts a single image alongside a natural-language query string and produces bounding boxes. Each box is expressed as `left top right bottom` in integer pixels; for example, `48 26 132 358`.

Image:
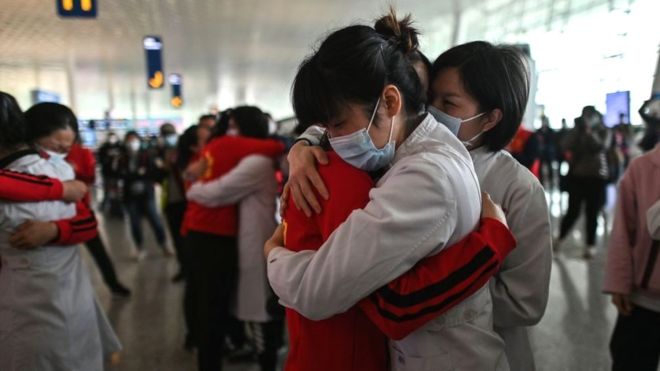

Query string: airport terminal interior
1 0 660 370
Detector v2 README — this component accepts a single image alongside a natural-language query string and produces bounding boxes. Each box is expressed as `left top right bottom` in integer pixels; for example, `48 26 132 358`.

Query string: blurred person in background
117 130 170 261
158 123 188 282
507 125 541 179
98 131 124 216
198 114 216 132
67 134 131 297
536 114 558 187
555 106 610 258
604 98 660 371
187 106 284 371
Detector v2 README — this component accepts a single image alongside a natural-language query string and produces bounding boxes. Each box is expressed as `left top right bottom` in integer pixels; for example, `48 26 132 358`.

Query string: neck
395 114 424 148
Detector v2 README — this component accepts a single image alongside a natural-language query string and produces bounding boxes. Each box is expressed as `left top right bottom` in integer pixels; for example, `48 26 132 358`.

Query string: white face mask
164 134 178 147
127 140 141 152
429 107 486 149
108 136 118 145
37 145 67 162
328 97 396 171
226 128 240 137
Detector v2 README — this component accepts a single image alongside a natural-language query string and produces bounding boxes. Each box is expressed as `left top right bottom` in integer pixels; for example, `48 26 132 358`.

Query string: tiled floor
85 186 643 371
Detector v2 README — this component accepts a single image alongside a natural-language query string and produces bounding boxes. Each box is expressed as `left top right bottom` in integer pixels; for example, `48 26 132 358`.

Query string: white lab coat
471 147 552 371
0 152 121 371
187 155 277 322
268 114 508 370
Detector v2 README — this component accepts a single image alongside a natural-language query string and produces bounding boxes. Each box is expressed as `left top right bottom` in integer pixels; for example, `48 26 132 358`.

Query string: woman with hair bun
266 10 513 371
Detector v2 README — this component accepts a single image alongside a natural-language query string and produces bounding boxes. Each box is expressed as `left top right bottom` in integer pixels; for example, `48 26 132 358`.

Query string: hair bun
374 7 420 55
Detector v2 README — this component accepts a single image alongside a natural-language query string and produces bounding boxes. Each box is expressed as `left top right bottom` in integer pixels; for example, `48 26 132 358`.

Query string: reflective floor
86 186 635 371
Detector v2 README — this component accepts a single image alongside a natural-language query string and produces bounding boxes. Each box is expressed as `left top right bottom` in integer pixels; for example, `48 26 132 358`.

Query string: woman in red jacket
182 107 286 371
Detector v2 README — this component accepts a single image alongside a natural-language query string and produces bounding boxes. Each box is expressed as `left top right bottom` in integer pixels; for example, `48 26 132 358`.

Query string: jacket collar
392 113 435 165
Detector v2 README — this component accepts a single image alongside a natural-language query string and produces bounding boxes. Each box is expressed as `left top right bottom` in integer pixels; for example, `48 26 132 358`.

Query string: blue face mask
428 106 486 149
329 98 395 171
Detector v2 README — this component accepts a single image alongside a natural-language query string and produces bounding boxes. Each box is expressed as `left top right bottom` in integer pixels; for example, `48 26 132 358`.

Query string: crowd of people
0 7 659 371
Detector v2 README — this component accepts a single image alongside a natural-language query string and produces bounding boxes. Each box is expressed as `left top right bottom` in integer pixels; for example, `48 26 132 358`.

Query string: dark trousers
539 158 555 186
250 320 284 371
185 232 238 371
164 201 187 273
85 235 121 289
125 196 166 249
610 305 660 371
559 176 606 246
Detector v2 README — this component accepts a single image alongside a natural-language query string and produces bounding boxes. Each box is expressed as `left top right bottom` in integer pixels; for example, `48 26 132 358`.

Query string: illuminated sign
56 0 97 18
169 73 183 108
144 36 164 89
30 89 61 104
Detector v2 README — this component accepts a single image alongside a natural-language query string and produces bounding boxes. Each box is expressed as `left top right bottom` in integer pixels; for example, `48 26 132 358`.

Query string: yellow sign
170 96 183 108
148 71 164 89
57 0 96 17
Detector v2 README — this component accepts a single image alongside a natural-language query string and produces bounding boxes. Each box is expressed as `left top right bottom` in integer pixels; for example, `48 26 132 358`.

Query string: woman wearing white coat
0 98 120 371
426 42 552 371
187 106 283 371
283 41 551 370
265 12 509 371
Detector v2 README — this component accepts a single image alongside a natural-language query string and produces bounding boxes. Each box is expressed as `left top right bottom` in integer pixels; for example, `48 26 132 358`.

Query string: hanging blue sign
169 74 183 108
143 36 164 89
56 0 97 18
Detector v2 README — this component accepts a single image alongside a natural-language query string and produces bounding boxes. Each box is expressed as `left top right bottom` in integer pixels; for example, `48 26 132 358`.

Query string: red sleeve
358 218 516 340
232 137 285 160
67 144 96 184
0 169 64 201
52 200 98 245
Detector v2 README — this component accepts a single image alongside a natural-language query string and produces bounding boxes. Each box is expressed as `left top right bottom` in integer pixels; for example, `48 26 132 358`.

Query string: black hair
23 102 79 143
209 109 231 140
160 122 176 136
199 114 216 123
231 106 269 139
176 125 200 170
430 41 530 151
124 130 140 142
0 91 25 150
292 8 426 131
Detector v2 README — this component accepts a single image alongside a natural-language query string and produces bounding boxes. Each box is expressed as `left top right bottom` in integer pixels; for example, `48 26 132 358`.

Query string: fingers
279 184 291 219
307 168 329 200
9 232 30 249
622 295 633 315
297 177 322 214
311 147 329 165
291 183 312 217
264 224 286 258
612 294 633 316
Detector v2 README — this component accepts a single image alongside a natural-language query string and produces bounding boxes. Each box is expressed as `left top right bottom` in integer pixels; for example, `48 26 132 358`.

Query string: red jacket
282 152 517 369
283 151 387 371
182 136 285 236
66 142 96 205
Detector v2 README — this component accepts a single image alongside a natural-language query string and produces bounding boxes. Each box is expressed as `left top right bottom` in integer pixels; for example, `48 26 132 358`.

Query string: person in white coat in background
425 41 552 371
0 95 121 371
187 106 284 371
